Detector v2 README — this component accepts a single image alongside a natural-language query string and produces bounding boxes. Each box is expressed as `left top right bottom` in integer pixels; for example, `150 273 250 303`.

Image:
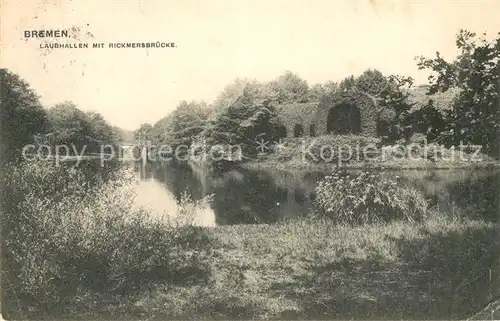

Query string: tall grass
1 159 214 318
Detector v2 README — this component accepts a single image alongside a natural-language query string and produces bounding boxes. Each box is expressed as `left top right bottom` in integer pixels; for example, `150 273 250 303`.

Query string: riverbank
183 134 500 172
240 136 500 172
37 216 499 320
242 157 500 171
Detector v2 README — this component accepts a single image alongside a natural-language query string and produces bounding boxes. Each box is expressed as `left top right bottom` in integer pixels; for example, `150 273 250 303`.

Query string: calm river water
133 161 500 226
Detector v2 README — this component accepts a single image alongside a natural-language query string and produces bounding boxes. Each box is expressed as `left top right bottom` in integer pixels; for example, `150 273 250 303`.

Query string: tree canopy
46 102 118 153
1 69 121 161
203 88 281 159
268 71 310 104
0 69 48 163
417 30 500 155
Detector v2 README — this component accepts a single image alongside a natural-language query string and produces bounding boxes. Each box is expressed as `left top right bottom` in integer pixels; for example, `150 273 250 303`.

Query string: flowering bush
313 171 429 224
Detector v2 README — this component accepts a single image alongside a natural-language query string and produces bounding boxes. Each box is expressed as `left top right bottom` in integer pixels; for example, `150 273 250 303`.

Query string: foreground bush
313 171 429 224
1 159 214 317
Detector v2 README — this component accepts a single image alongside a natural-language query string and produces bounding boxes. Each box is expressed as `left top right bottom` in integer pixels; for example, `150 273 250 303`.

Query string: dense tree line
3 29 497 165
142 71 339 151
1 69 124 164
139 30 499 160
142 68 419 158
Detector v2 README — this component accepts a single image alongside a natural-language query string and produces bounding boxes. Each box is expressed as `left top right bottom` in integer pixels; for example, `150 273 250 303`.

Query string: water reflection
392 169 500 222
134 163 216 227
135 162 321 225
134 161 500 225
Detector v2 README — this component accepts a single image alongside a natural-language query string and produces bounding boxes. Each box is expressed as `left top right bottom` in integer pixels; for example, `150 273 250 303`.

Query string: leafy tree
337 70 415 142
354 69 390 96
170 100 210 148
150 115 175 146
111 126 135 144
46 102 117 153
204 86 281 159
268 71 310 104
47 102 91 149
378 75 416 142
0 69 48 163
86 112 116 146
417 30 500 156
213 79 250 112
338 75 356 92
134 123 154 145
404 85 459 143
406 102 448 142
147 100 210 157
309 81 338 101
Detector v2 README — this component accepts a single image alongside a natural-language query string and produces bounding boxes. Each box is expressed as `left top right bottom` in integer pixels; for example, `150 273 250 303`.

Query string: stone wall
276 91 378 138
275 102 321 138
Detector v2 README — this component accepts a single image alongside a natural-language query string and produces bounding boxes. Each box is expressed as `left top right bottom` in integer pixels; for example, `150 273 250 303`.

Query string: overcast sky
2 0 499 130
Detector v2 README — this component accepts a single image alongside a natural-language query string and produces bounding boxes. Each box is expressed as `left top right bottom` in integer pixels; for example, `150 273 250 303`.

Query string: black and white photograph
1 1 500 319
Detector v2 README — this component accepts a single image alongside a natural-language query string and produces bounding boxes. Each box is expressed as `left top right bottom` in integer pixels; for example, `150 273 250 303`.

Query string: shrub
272 140 298 162
408 133 427 145
1 159 214 317
312 171 429 224
304 135 382 164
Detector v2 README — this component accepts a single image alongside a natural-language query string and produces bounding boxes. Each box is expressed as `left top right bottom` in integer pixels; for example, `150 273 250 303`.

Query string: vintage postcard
1 0 499 319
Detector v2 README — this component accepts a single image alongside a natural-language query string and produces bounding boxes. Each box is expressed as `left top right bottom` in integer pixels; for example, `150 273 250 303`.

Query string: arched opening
276 125 287 139
327 104 361 135
376 118 390 138
294 187 306 204
309 123 317 137
277 187 288 201
293 124 304 137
